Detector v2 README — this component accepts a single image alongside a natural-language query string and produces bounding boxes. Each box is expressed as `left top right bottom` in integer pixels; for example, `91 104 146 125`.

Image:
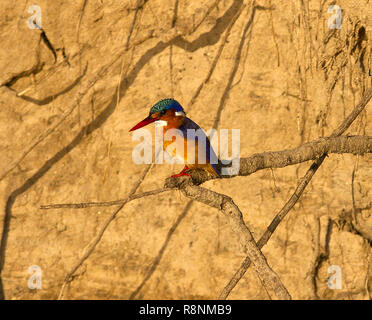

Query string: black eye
160 110 166 115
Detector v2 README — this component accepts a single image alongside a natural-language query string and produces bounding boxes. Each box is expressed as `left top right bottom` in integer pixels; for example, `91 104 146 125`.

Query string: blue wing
178 118 220 176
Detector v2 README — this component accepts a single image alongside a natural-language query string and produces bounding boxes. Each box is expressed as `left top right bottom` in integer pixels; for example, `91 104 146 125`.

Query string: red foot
171 166 191 178
171 172 191 178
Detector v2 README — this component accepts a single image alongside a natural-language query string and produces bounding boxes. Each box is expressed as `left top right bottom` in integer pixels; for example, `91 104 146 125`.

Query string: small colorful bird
129 98 220 178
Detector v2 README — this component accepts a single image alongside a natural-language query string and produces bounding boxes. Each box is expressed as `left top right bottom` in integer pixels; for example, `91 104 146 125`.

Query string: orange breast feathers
162 135 199 163
159 111 209 171
159 110 187 160
151 109 218 176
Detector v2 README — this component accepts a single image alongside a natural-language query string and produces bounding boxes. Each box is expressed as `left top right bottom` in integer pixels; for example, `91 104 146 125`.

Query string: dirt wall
0 0 371 299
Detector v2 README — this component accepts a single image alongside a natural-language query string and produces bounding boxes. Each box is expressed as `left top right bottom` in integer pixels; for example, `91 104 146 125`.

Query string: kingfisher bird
129 98 220 178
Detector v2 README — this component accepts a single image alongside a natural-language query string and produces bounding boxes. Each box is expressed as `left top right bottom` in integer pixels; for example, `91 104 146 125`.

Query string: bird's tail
210 162 221 177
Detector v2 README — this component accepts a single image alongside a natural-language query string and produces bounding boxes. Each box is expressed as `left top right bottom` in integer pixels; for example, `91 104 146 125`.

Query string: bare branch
166 135 372 187
42 135 371 210
178 182 291 300
238 135 371 175
219 87 372 299
40 187 173 210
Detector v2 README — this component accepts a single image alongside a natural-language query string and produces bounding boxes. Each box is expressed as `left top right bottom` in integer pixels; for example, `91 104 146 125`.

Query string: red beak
129 116 158 132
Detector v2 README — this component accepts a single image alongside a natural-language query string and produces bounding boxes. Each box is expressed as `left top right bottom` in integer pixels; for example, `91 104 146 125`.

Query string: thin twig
57 165 153 299
40 187 173 209
129 200 193 299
